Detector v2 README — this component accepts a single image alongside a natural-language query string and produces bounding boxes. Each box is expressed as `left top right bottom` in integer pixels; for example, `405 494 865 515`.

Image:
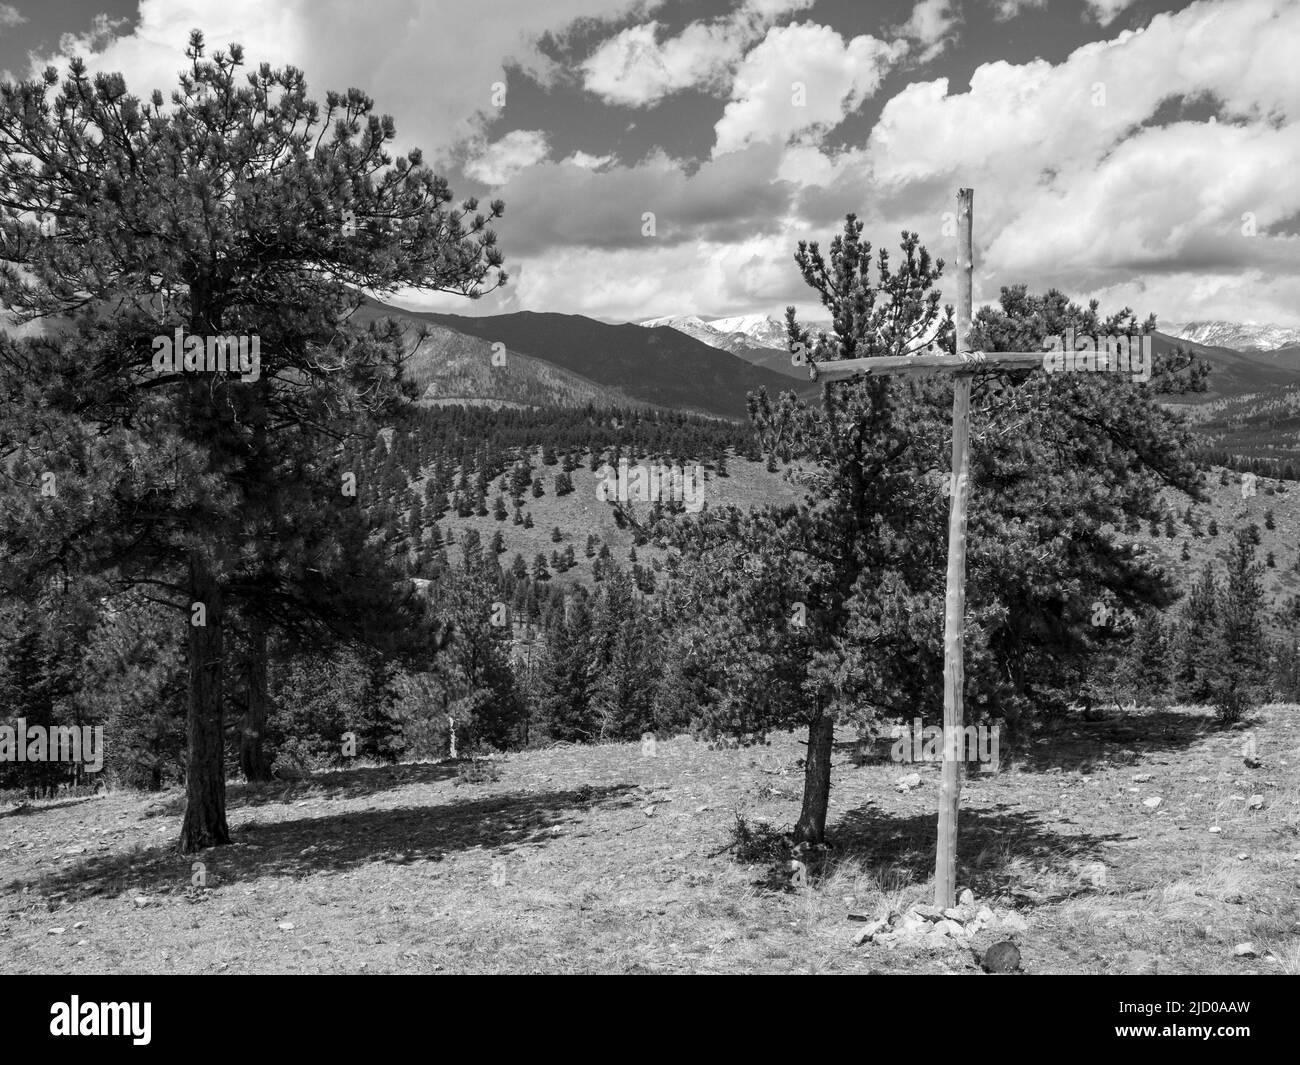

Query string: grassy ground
3 703 1297 974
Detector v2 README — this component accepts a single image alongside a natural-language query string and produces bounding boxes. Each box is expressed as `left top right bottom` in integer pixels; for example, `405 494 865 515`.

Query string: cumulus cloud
712 22 906 156
897 0 961 62
579 0 813 107
1085 0 1137 25
22 0 651 164
463 129 550 186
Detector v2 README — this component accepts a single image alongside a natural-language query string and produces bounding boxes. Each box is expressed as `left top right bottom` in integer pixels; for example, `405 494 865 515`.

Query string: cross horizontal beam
808 349 1048 381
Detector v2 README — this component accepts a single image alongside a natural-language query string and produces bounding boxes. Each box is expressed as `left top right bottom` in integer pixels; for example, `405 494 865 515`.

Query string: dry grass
1 703 1297 974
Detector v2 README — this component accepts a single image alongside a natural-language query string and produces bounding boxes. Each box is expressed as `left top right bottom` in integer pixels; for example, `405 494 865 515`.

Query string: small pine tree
533 553 550 581
551 526 563 543
1265 509 1275 530
1208 518 1219 537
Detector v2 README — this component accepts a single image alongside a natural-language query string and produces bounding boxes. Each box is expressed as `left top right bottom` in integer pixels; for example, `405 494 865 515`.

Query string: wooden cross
808 188 1055 908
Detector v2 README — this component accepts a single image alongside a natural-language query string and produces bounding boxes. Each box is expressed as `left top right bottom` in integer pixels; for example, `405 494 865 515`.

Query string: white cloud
579 0 813 107
992 0 1046 20
1085 0 1137 25
580 20 741 106
22 0 651 164
463 129 550 186
898 0 961 62
563 151 616 170
0 4 26 31
712 22 906 156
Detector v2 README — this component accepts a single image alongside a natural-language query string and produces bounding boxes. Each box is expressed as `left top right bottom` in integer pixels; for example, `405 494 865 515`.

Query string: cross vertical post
807 187 1058 906
934 188 974 908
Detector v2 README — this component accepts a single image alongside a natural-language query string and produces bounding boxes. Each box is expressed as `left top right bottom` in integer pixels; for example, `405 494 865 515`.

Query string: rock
1142 796 1162 809
277 921 295 931
132 896 154 908
934 919 966 937
981 941 1021 973
897 772 923 792
958 888 976 908
643 805 656 817
912 904 944 920
898 912 928 933
942 906 969 921
1132 773 1152 783
976 905 996 924
48 927 65 935
1000 912 1029 932
1237 853 1250 861
853 918 890 945
1079 861 1107 887
1248 795 1264 810
1209 826 1221 833
1233 943 1257 958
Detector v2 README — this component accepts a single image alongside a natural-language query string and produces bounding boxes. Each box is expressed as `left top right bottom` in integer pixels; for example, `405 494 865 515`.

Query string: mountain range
1164 321 1300 352
359 299 819 419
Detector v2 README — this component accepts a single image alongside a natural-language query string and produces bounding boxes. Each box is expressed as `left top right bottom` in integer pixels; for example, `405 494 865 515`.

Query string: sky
0 0 1297 327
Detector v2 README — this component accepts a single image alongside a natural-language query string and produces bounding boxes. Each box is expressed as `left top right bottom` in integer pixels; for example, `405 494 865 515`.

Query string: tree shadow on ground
838 707 1225 775
140 761 465 818
826 802 1122 904
14 783 638 901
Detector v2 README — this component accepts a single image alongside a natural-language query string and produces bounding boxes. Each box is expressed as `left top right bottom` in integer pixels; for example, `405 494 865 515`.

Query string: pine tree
0 36 503 848
1204 531 1267 723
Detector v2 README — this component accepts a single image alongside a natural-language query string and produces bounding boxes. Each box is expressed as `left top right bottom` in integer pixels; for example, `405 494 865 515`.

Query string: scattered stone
1142 797 1162 809
942 906 969 921
981 941 1021 973
1000 912 1029 932
1209 826 1221 833
958 888 975 908
132 896 154 908
912 903 943 920
934 919 965 938
48 927 65 935
1248 795 1264 810
897 772 923 792
1079 861 1107 887
976 905 995 924
1233 943 1257 958
643 805 656 817
1132 773 1152 783
277 921 295 931
1237 853 1250 861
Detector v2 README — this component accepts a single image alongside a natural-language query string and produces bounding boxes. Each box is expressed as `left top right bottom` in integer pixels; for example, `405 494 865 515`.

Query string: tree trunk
793 712 835 843
239 614 273 782
180 556 230 852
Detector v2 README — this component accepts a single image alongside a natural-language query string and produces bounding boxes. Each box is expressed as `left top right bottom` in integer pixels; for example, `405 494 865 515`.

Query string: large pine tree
0 35 504 850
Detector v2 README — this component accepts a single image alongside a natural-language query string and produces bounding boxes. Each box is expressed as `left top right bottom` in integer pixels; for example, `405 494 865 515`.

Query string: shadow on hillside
140 761 465 818
824 800 1124 905
0 795 102 818
14 783 637 901
839 707 1223 775
1009 707 1221 773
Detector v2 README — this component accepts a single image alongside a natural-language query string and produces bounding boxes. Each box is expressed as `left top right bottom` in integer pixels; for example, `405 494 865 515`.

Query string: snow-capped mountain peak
638 313 791 352
1166 320 1300 352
